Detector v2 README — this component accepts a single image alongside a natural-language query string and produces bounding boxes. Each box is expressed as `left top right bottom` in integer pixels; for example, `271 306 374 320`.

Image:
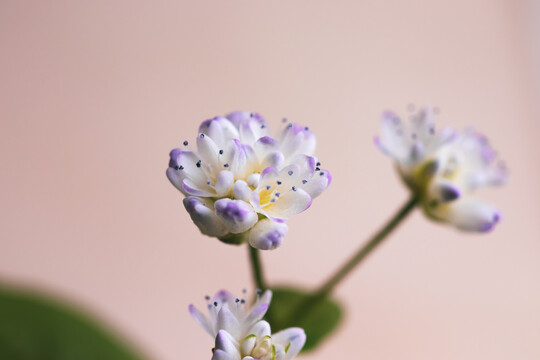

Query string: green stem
248 245 267 291
315 195 418 297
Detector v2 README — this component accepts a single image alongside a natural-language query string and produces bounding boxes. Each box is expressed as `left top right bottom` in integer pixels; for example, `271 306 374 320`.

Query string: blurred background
1 0 539 359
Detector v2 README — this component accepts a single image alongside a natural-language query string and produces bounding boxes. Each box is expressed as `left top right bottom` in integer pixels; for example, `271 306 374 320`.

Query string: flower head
375 107 508 232
190 289 306 360
167 111 331 249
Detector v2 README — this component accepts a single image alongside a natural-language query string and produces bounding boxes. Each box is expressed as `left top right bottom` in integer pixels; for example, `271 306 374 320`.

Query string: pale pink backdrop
1 1 539 359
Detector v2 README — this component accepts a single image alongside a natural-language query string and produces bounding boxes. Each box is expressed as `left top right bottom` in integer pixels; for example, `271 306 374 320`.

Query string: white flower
375 107 508 232
167 111 331 249
212 324 305 360
189 289 306 360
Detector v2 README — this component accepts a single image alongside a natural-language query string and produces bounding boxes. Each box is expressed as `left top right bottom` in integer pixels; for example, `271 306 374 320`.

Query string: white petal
182 178 215 197
302 169 331 198
264 188 312 220
240 334 257 355
214 199 258 234
272 328 306 360
197 133 222 171
168 149 207 189
246 320 272 338
166 167 188 196
248 219 288 250
199 117 240 149
215 330 241 358
279 123 316 158
376 111 406 159
233 180 252 201
188 304 213 337
215 170 235 197
247 173 260 188
183 197 228 237
261 151 285 169
226 111 269 145
445 198 501 232
254 136 280 160
217 305 242 339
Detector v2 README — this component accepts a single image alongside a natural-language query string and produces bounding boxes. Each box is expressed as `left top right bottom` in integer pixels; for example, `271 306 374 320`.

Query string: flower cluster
190 289 306 360
375 107 508 232
167 111 331 250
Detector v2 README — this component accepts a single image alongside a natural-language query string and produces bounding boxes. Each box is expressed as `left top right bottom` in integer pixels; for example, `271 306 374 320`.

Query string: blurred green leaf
265 287 343 352
0 284 146 360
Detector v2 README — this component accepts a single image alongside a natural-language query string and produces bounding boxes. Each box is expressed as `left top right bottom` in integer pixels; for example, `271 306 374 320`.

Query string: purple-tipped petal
214 198 258 234
272 327 306 360
183 197 228 237
211 349 236 360
188 304 214 336
215 330 241 358
248 220 288 251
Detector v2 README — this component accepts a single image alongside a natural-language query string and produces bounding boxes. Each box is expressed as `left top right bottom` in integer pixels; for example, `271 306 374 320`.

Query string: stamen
250 113 254 117
261 124 266 129
196 160 202 168
241 299 245 304
271 198 276 203
213 301 218 307
266 185 271 190
174 166 179 170
256 289 262 295
179 165 184 170
219 149 224 155
235 298 240 303
292 186 297 191
224 163 229 168
199 133 205 138
205 295 210 300
288 170 293 176
275 192 280 197
315 167 320 171
207 181 211 185
302 179 307 184
304 126 309 131
207 304 212 310
277 180 282 185
316 162 321 166
287 123 293 128
320 172 325 176
183 140 188 146
282 118 287 123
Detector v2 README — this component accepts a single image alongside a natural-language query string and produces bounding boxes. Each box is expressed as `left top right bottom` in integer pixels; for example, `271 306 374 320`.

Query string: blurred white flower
375 107 508 232
189 289 305 360
167 111 331 249
211 325 305 360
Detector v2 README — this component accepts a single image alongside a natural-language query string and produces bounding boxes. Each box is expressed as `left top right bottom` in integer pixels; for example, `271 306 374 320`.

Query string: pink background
1 1 540 359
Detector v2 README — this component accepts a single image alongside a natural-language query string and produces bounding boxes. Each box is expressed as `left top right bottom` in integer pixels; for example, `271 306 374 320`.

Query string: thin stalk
248 245 267 291
316 195 418 297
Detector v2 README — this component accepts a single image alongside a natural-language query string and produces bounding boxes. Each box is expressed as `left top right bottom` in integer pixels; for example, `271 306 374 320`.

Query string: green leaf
265 287 343 352
0 284 146 360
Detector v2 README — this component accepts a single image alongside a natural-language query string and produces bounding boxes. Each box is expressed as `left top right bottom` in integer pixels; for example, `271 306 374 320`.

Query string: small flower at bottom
167 111 331 250
375 107 508 232
212 325 305 360
189 289 306 360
